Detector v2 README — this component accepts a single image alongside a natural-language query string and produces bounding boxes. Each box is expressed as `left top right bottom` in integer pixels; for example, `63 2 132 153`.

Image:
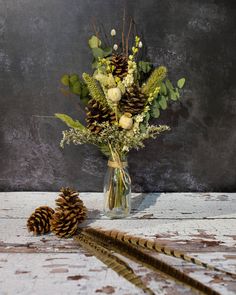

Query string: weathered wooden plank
0 252 142 295
0 252 235 295
0 192 236 295
0 218 235 251
1 251 213 295
0 192 235 219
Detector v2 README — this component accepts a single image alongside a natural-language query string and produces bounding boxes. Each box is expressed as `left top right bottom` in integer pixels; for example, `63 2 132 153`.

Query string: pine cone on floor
50 210 78 238
86 99 116 133
27 206 55 235
55 187 87 223
111 54 128 79
119 85 147 115
50 187 87 238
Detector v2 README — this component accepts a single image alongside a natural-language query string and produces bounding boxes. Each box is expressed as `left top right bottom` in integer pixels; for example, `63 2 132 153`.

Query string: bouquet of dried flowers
56 22 186 218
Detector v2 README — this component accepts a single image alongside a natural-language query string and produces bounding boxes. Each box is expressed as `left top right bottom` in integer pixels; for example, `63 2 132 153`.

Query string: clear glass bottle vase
103 158 131 219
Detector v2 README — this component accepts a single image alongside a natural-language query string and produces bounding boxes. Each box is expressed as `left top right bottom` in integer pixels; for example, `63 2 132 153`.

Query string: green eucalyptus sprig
150 77 186 119
60 73 89 105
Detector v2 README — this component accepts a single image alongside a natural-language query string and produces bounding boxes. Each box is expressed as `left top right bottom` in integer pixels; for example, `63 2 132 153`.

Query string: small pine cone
56 187 87 223
86 99 116 133
111 54 128 79
27 206 55 235
120 85 147 115
50 210 79 238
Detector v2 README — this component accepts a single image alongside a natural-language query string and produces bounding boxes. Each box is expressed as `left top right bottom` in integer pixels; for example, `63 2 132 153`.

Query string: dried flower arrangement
55 19 186 218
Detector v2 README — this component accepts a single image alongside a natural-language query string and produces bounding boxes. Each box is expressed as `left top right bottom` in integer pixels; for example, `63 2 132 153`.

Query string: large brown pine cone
111 54 128 79
119 85 148 115
50 210 78 238
27 206 55 235
55 187 87 223
86 99 116 133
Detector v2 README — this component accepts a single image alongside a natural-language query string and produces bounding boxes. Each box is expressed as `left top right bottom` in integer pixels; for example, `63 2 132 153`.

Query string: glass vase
103 158 131 219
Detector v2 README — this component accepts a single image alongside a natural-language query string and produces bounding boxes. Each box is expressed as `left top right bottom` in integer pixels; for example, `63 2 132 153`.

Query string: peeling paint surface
0 192 235 294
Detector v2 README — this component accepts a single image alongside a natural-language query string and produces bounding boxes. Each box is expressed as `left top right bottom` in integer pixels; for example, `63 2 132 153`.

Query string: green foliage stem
82 73 108 107
60 73 89 105
55 113 85 130
142 66 167 95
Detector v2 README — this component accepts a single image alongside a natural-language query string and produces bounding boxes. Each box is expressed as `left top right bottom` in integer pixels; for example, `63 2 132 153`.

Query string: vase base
103 208 130 219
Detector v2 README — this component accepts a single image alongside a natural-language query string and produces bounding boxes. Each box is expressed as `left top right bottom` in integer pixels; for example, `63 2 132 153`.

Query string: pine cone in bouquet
120 85 148 115
55 187 87 223
27 206 55 235
86 99 116 133
111 54 128 79
50 210 79 238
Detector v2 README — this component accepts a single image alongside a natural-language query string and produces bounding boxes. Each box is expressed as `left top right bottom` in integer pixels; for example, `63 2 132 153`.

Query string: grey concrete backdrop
0 0 235 192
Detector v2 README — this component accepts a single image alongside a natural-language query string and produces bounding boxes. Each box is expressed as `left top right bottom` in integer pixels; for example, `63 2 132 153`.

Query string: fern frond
142 66 167 95
82 73 108 107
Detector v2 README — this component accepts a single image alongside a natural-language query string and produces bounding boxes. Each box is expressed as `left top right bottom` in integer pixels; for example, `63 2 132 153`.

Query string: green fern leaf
82 73 107 107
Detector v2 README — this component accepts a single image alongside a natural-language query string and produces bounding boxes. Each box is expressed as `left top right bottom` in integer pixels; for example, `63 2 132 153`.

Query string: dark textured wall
0 0 235 192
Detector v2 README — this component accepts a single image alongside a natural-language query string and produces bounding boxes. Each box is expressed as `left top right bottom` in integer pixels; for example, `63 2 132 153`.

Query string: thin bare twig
126 17 133 56
100 22 111 48
91 18 99 39
122 7 126 54
132 18 137 40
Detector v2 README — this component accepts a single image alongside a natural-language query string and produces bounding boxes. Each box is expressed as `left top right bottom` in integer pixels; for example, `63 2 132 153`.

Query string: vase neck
108 154 128 162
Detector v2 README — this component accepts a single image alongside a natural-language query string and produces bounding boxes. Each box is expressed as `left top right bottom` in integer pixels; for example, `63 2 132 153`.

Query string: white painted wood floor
0 192 235 294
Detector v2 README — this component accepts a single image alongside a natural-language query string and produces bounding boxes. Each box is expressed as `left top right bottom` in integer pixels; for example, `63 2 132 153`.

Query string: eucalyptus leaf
170 90 177 101
177 78 186 89
55 113 85 130
166 79 174 91
81 97 90 105
72 81 81 95
103 47 112 57
160 82 167 95
92 59 98 69
92 47 104 59
138 61 152 73
88 35 101 48
140 123 147 133
61 74 70 86
69 74 79 85
145 112 150 122
159 96 167 110
175 88 180 99
81 84 89 98
151 106 160 118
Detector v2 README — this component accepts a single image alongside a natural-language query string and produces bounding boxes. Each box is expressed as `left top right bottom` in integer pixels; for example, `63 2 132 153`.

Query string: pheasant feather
74 233 155 295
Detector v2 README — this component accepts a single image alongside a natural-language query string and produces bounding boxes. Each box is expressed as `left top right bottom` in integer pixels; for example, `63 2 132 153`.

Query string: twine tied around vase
107 143 130 189
108 160 128 169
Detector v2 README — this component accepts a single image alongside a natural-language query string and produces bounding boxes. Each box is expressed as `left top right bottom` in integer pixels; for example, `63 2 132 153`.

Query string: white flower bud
119 113 133 130
113 44 118 51
107 87 121 103
138 41 143 48
111 29 116 36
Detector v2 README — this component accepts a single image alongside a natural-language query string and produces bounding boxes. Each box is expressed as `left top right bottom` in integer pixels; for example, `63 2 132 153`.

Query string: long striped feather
80 228 221 295
74 233 155 295
87 227 235 278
